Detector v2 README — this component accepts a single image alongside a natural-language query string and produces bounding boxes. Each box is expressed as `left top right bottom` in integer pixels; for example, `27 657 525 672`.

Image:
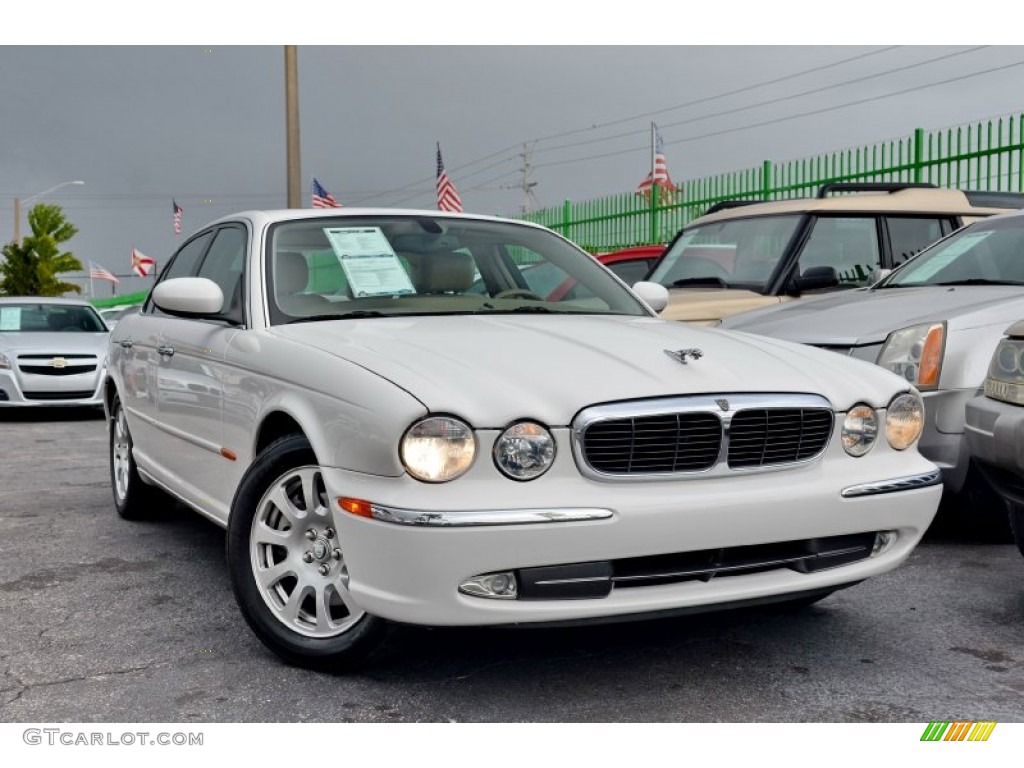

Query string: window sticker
902 230 993 282
0 307 21 331
323 227 416 297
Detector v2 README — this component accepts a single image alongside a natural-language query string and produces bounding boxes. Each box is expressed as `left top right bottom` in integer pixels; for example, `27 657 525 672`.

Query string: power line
532 58 1024 172
350 46 904 205
533 46 989 158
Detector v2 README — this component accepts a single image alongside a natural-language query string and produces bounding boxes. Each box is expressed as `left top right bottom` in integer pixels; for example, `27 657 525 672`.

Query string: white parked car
0 297 109 407
105 209 942 671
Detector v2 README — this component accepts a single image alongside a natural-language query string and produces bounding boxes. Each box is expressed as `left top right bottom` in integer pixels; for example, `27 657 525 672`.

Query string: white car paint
104 208 941 668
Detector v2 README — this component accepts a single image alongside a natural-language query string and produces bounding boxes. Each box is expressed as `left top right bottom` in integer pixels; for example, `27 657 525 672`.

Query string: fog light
872 530 897 556
459 571 518 600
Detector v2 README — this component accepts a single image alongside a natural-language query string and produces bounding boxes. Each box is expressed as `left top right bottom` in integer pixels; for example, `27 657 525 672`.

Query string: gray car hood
0 331 109 357
721 285 1024 346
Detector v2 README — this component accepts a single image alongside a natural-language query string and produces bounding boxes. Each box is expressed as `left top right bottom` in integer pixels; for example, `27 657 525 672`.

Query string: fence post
913 128 924 183
562 199 571 240
649 190 659 244
762 160 772 201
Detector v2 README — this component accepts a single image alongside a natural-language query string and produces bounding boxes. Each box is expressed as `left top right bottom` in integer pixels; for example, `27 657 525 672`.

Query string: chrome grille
728 409 834 468
583 413 722 474
574 394 834 479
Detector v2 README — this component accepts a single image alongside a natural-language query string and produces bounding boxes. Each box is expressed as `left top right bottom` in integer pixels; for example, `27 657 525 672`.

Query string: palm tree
0 203 82 296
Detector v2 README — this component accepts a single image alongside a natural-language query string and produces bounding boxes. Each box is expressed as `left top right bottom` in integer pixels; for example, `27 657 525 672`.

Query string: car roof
202 207 554 232
689 187 1024 226
0 296 94 307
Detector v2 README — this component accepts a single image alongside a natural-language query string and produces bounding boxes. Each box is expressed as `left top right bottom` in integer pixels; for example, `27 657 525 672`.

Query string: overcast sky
3 43 1024 296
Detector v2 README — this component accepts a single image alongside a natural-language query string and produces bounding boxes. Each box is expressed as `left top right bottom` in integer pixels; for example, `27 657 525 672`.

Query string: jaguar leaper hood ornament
664 348 704 365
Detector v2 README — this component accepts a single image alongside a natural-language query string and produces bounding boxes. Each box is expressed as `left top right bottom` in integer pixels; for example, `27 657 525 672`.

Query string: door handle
119 339 133 349
157 345 175 357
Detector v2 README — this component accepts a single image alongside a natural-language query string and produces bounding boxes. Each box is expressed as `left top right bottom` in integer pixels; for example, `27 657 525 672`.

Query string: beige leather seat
275 251 332 316
407 250 475 294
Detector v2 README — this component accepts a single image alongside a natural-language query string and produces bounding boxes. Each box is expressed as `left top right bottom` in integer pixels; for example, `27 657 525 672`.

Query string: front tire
1009 503 1024 559
226 435 385 672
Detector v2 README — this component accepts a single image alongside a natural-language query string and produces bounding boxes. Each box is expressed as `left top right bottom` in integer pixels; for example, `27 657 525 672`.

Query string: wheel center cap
312 538 331 562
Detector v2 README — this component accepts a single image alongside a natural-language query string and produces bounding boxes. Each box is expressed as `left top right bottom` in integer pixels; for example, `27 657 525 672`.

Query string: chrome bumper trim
841 469 943 498
366 504 614 527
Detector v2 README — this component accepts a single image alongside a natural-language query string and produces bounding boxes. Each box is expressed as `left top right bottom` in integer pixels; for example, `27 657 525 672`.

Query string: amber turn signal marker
918 324 945 389
339 497 374 518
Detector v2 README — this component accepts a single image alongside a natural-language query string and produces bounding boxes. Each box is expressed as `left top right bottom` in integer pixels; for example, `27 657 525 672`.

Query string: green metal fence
522 114 1024 252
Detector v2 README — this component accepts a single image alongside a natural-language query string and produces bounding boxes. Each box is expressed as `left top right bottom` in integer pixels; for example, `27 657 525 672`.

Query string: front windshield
0 303 106 333
882 216 1024 287
265 216 650 324
648 215 802 292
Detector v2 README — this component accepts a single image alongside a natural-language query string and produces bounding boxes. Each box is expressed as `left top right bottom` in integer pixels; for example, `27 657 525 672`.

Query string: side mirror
792 266 839 294
631 281 669 313
152 277 224 317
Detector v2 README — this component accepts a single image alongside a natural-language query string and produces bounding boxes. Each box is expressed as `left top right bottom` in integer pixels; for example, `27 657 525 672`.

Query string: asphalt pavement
1 409 1022 722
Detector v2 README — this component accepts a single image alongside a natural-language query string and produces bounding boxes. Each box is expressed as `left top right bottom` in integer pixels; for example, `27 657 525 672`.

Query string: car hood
270 315 906 426
0 331 109 357
722 285 1024 346
660 288 783 324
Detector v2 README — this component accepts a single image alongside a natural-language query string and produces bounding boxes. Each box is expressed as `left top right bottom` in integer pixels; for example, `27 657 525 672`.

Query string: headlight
842 404 878 457
885 393 924 450
493 421 556 480
400 416 476 483
984 336 1024 405
0 352 10 370
876 322 945 390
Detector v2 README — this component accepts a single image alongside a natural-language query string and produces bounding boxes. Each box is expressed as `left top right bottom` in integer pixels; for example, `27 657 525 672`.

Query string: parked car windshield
881 215 1024 287
0 303 106 332
265 216 650 324
648 215 802 291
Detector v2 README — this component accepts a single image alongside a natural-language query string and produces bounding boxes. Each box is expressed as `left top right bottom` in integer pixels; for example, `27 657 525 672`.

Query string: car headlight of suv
400 416 477 482
0 352 10 370
842 404 878 457
876 322 945 391
983 335 1024 405
493 421 556 480
885 392 924 450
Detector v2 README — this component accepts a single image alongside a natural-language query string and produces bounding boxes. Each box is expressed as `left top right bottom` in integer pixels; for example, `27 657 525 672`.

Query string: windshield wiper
672 277 729 287
932 279 1024 287
286 310 389 324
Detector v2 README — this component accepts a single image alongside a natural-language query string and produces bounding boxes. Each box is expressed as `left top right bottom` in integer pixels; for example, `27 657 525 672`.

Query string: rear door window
797 217 881 287
886 217 954 266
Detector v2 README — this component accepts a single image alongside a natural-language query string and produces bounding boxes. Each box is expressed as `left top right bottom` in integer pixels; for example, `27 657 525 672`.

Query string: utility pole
519 142 539 215
13 197 20 243
285 46 302 209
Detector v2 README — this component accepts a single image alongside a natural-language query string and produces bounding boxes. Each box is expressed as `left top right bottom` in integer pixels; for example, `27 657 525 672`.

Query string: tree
0 203 82 296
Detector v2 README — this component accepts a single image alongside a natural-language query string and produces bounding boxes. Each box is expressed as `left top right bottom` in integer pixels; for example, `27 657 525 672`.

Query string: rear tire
226 434 386 672
109 392 167 520
1009 503 1024 559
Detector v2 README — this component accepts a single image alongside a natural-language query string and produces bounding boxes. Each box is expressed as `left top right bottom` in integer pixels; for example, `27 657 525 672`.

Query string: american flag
311 178 342 208
90 261 120 285
173 199 183 235
131 247 156 278
435 144 463 213
636 123 678 200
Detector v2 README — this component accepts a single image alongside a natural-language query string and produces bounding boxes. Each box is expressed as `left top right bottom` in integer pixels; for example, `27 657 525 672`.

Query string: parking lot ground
1 409 1023 722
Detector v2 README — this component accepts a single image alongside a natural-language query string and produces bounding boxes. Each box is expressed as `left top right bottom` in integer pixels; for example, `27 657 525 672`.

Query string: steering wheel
493 288 546 301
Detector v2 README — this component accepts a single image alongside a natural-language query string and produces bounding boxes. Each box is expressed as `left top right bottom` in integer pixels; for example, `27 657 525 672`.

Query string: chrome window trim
571 393 835 482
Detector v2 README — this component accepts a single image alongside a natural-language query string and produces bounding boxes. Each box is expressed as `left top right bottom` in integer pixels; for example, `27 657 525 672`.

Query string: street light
13 180 85 243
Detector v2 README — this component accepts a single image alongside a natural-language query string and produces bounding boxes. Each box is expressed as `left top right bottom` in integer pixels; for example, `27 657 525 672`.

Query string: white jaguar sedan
104 209 942 671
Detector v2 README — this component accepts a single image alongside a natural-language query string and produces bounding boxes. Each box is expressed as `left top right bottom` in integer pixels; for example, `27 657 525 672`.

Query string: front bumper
0 368 104 407
323 432 941 627
965 395 1024 505
917 387 978 493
